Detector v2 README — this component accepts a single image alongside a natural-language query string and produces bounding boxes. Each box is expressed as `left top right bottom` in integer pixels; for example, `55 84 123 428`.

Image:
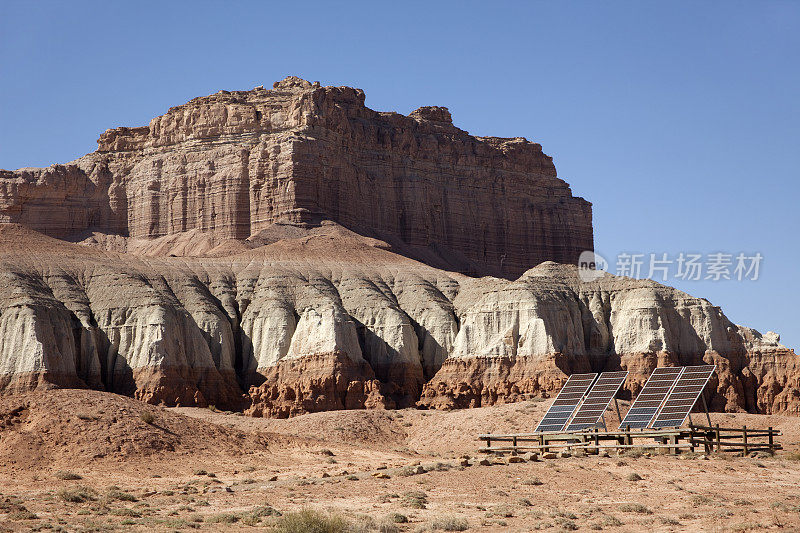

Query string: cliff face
0 77 796 418
0 224 795 417
0 77 593 279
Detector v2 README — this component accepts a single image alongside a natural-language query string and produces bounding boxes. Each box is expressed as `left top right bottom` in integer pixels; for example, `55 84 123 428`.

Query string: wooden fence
479 424 781 455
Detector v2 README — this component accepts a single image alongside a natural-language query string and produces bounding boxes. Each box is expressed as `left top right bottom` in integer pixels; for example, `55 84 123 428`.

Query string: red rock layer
417 354 594 409
420 349 800 415
245 352 391 418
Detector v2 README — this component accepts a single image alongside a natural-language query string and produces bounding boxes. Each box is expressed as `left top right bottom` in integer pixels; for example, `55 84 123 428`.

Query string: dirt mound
0 389 271 473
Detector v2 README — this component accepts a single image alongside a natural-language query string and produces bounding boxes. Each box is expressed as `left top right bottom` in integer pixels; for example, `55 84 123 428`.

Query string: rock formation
0 76 593 279
0 77 796 417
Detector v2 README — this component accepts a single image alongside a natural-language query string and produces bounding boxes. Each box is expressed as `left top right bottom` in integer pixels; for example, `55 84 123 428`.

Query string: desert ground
1 389 799 532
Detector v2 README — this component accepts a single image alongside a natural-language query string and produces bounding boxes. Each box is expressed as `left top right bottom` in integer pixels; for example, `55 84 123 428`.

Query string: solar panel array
650 365 716 429
565 371 628 431
534 373 597 432
618 367 684 429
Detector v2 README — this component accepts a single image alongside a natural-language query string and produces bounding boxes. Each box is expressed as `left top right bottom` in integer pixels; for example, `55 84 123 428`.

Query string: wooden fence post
715 424 721 452
768 427 774 453
742 426 748 455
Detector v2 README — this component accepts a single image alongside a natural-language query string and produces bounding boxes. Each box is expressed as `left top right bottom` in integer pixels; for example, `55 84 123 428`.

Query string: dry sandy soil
1 389 799 532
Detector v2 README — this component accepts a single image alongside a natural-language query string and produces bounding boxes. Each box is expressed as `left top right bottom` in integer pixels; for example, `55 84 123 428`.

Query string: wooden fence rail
479 424 781 456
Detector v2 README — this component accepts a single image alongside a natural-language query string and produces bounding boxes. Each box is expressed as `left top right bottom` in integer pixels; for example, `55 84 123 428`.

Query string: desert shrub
58 486 96 503
691 495 712 505
626 472 643 481
602 515 623 527
272 509 350 533
346 475 359 481
386 513 408 523
619 503 652 514
402 491 428 509
207 513 241 524
660 517 681 525
734 499 754 506
522 477 543 486
55 471 82 480
193 469 207 476
106 489 137 502
431 515 469 531
109 508 141 518
396 466 416 477
139 411 155 425
487 505 514 518
552 517 578 530
9 509 38 520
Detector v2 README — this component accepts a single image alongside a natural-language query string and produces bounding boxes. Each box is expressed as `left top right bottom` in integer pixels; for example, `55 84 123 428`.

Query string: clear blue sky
1 1 798 348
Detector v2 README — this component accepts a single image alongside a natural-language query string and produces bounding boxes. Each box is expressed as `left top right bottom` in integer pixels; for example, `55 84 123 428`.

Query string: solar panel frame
650 365 716 429
618 367 684 430
565 371 629 431
534 373 598 432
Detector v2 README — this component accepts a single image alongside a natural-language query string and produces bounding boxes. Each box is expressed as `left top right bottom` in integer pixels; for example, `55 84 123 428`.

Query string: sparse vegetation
106 489 137 502
139 411 155 425
57 486 96 503
626 472 643 481
272 509 350 533
55 470 82 480
552 516 578 530
9 509 38 520
386 513 408 523
522 477 543 486
602 515 623 527
431 515 469 531
619 503 652 514
402 490 428 509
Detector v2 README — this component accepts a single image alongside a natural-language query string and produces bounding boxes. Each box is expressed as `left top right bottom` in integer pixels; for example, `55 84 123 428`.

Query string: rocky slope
0 76 593 279
0 77 796 417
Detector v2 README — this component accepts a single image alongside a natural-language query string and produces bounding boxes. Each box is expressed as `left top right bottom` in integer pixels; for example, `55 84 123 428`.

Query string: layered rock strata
0 224 796 416
0 77 593 279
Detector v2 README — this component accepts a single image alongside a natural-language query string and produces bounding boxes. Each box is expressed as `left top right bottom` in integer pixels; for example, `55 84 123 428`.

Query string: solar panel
565 371 628 431
650 365 716 429
535 373 598 432
619 367 684 429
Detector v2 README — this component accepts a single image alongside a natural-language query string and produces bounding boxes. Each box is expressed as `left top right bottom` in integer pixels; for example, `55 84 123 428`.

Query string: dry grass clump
55 470 82 480
430 515 469 531
8 509 38 520
272 509 350 533
626 472 643 481
522 477 543 486
57 486 96 503
619 503 652 514
402 490 428 509
106 488 137 502
139 411 155 425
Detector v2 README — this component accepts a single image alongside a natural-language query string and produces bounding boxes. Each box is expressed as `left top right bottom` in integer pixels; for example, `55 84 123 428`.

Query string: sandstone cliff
0 77 593 279
0 77 796 418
